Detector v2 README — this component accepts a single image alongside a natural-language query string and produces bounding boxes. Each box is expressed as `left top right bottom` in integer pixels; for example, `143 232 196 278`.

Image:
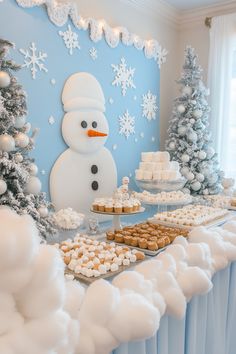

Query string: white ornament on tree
0 134 15 152
182 187 191 194
193 110 203 118
15 132 29 148
177 104 185 113
15 153 23 163
0 179 7 195
178 126 187 136
207 147 215 159
187 131 198 142
190 118 195 124
191 181 201 191
0 71 11 88
25 176 42 195
169 141 176 150
181 166 189 176
182 86 192 95
196 173 204 182
181 154 190 163
14 116 26 129
198 150 207 160
38 206 49 218
191 100 197 105
203 188 209 195
29 163 38 176
186 172 194 181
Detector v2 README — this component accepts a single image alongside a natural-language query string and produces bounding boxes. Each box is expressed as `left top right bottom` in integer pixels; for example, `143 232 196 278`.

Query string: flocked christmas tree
166 46 222 195
0 38 55 238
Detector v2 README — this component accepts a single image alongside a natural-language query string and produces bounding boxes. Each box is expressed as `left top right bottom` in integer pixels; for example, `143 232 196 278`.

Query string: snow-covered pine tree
0 38 55 238
166 46 222 195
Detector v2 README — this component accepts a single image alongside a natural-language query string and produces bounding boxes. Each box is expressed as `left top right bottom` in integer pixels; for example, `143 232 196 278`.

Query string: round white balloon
0 71 11 88
29 163 38 176
25 176 42 195
177 104 185 113
0 180 7 195
38 206 49 218
181 154 190 163
191 181 201 191
199 150 207 160
182 86 192 95
15 132 29 148
14 116 26 129
0 134 15 152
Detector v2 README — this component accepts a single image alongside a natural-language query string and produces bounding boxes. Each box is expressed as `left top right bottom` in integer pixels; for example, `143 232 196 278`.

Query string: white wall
75 0 179 148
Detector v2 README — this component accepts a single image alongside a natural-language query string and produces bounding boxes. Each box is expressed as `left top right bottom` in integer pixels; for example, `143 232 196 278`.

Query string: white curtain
208 13 236 176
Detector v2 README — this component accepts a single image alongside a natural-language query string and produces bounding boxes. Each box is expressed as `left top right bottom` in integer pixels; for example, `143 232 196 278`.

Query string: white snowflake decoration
151 136 156 142
141 90 158 121
135 138 138 143
155 46 168 69
112 144 117 151
89 47 98 60
59 25 80 55
109 98 114 105
119 110 135 139
48 115 55 125
140 132 144 138
41 170 46 175
112 57 136 96
19 42 48 80
51 78 56 85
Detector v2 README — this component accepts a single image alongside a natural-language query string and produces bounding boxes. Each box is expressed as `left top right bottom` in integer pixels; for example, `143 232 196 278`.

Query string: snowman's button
92 181 99 191
91 165 98 174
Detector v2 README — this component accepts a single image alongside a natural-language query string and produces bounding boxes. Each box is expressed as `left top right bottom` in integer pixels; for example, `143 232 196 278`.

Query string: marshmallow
143 171 153 180
135 170 143 180
141 152 154 162
153 172 162 180
170 161 180 171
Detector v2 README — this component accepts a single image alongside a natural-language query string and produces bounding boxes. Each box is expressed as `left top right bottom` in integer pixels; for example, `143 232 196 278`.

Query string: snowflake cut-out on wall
19 42 48 79
89 47 98 60
111 57 136 96
59 24 80 55
119 110 135 139
141 90 158 121
48 115 55 125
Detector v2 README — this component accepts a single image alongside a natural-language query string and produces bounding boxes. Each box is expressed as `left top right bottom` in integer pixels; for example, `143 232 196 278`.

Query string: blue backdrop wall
0 0 160 199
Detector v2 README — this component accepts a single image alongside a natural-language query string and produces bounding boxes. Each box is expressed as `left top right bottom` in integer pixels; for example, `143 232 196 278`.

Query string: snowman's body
50 147 117 214
50 72 117 215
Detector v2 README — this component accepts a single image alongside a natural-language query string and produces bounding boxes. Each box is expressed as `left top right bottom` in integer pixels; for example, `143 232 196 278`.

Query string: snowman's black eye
81 121 87 129
92 121 97 129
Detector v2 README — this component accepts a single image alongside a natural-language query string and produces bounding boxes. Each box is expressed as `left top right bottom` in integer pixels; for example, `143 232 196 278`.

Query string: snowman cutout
50 72 117 215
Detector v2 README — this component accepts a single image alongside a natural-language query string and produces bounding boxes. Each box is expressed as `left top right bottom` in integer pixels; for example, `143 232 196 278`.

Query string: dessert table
113 262 236 354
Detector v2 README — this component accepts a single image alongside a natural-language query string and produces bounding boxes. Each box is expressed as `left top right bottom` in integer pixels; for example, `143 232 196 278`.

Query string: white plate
148 212 234 230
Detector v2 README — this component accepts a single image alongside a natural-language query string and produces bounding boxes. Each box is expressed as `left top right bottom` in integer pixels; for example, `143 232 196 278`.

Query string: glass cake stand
139 197 192 213
90 207 145 231
135 177 187 193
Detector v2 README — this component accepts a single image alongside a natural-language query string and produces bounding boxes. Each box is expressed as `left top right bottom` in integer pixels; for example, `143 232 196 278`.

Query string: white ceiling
164 0 231 10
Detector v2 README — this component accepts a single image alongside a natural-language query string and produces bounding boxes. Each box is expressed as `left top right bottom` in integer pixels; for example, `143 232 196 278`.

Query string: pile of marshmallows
135 151 181 181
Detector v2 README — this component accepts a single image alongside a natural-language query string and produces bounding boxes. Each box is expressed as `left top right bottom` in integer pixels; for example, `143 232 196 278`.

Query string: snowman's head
62 72 109 154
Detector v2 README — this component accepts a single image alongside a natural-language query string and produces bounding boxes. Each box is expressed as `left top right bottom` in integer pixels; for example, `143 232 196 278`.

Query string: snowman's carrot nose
87 129 107 137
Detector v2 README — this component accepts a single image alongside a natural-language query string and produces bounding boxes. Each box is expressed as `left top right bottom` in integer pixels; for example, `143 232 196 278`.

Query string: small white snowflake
59 25 80 55
151 136 156 142
155 46 168 69
89 47 98 60
129 173 132 178
141 90 158 121
112 57 136 96
19 42 48 80
112 144 117 150
119 110 135 139
48 115 55 125
41 170 46 175
134 96 137 101
140 132 144 138
109 98 114 105
51 78 56 85
135 138 138 143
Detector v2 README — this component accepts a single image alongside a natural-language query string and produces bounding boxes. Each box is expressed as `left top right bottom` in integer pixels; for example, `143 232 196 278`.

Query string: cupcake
115 234 124 243
98 200 105 212
92 201 99 211
123 201 133 213
105 202 114 213
114 202 123 213
147 241 158 251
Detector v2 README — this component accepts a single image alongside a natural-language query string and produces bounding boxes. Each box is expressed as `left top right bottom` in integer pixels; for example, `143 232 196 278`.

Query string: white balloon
15 133 29 148
181 154 190 163
0 134 15 152
0 180 7 195
182 86 192 95
24 122 31 133
38 206 49 218
14 116 26 129
177 104 185 113
29 163 38 176
191 181 201 191
25 176 42 195
0 71 11 88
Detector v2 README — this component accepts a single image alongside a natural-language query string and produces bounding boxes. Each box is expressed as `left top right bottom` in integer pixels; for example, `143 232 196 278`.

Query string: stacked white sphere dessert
135 151 182 181
133 190 192 205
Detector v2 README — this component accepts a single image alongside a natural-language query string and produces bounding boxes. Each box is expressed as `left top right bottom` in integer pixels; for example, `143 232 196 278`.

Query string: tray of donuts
106 222 189 256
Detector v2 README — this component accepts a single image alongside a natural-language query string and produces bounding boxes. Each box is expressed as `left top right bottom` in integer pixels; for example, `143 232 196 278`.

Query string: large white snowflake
119 110 135 139
89 47 98 60
19 42 48 79
111 57 136 96
141 90 158 121
59 25 80 55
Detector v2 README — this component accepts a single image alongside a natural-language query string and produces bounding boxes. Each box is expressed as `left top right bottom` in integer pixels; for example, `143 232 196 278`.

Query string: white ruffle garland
15 0 168 68
1 207 236 354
